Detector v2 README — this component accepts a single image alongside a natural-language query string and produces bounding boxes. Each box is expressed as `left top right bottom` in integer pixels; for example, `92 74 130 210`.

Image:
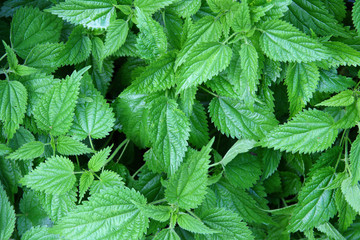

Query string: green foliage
2 1 360 239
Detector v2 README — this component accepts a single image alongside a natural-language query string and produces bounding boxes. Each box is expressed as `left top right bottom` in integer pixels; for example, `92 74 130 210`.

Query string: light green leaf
353 0 360 34
0 183 15 240
56 136 93 156
20 156 76 195
134 0 178 14
21 226 60 240
206 75 238 99
221 139 257 166
196 208 254 240
317 90 355 107
285 62 320 117
259 19 329 62
0 144 12 156
3 40 18 69
261 109 337 154
69 91 115 140
51 187 149 240
164 139 213 210
288 167 337 232
38 188 77 223
139 204 171 222
335 189 357 232
154 228 180 240
89 170 124 195
0 80 27 139
188 101 210 148
334 103 360 130
350 134 360 185
88 146 112 172
175 16 222 69
177 213 218 234
79 171 94 201
13 65 38 77
284 0 350 37
34 68 89 136
342 176 360 215
104 19 128 57
176 42 231 93
113 31 138 57
318 68 356 93
148 97 190 175
208 97 278 140
316 222 346 240
91 37 104 69
6 141 44 160
168 0 201 18
11 6 62 58
231 0 251 33
323 41 360 67
47 0 116 29
135 7 167 60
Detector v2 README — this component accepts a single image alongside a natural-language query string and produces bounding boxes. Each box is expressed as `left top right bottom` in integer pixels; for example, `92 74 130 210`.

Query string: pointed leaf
317 90 355 107
134 0 178 14
353 0 360 34
318 68 356 93
221 139 257 166
350 134 360 185
89 170 124 195
104 19 128 57
56 136 93 156
188 101 210 148
335 188 357 232
177 213 218 234
0 183 15 240
88 146 112 172
139 204 171 222
169 0 201 18
341 176 360 215
79 171 94 201
21 226 60 240
6 141 44 160
20 156 76 195
154 228 180 240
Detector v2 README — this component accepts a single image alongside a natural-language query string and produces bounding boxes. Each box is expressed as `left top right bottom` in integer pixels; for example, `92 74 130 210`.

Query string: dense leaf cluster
1 0 360 239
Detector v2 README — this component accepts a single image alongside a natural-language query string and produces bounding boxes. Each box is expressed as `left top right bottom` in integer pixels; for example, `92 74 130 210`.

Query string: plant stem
131 164 145 179
115 138 130 164
107 139 130 163
0 53 7 62
200 86 217 97
149 198 166 205
88 135 95 151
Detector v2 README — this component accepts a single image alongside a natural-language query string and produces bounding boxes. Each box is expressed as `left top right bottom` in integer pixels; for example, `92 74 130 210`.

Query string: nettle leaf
136 7 167 60
134 0 178 15
231 0 251 33
104 19 128 57
285 62 320 117
221 139 257 166
21 226 60 240
139 204 171 222
333 102 360 130
79 171 94 201
154 228 181 240
47 0 116 29
20 156 76 195
188 101 210 148
259 19 329 62
177 213 217 234
176 42 232 93
316 222 346 240
284 0 349 37
168 0 201 18
113 31 138 57
164 139 213 210
196 208 254 240
342 176 360 215
148 97 190 175
89 170 124 195
56 136 93 156
0 183 15 240
10 6 62 58
318 68 356 93
353 0 360 34
323 41 360 67
335 188 357 232
175 16 222 69
34 68 89 136
350 134 360 185
88 146 112 172
69 91 115 140
288 167 337 232
91 37 104 69
51 187 149 240
317 90 355 107
0 80 27 139
6 141 44 160
209 97 278 140
261 109 337 154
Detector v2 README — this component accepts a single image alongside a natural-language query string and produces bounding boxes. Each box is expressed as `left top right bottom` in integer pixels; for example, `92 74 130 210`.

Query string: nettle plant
1 0 360 239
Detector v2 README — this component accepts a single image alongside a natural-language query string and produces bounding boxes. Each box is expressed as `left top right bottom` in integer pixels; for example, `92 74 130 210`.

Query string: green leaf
69 90 115 140
259 19 329 62
333 103 360 130
168 0 201 18
353 0 360 34
0 183 15 240
11 6 62 58
284 0 350 37
177 213 218 234
323 41 360 67
51 187 149 240
104 19 128 57
206 75 238 99
89 170 124 195
288 167 337 232
164 139 213 210
285 62 320 117
318 68 356 93
261 148 281 179
261 109 337 154
91 37 104 69
0 144 12 156
316 222 346 240
79 171 94 201
335 188 357 232
113 31 138 57
0 80 27 139
196 208 254 240
21 226 60 240
154 228 181 240
231 0 251 33
6 141 44 160
221 139 257 166
20 156 76 195
175 16 222 69
0 0 51 18
134 0 178 15
34 68 89 136
148 97 190 175
56 136 93 156
3 40 18 69
139 204 171 222
56 26 92 66
88 146 112 172
341 176 360 215
132 167 163 202
176 42 232 93
136 7 167 60
188 101 210 148
322 0 346 22
317 90 355 107
350 134 360 185
47 0 116 29
208 97 278 140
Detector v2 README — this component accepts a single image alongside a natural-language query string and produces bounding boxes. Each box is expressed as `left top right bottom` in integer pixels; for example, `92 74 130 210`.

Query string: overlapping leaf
135 0 178 15
353 0 360 34
0 183 15 240
6 141 44 160
56 136 93 156
104 19 128 57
